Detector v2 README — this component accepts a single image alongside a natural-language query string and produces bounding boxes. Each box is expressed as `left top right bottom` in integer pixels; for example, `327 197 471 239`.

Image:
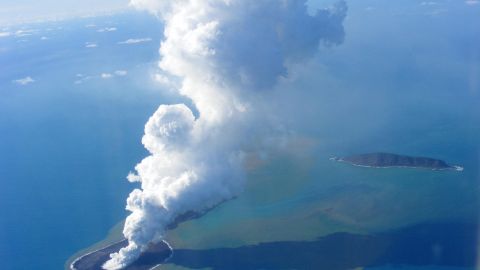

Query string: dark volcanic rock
332 152 461 171
71 240 171 270
70 205 221 270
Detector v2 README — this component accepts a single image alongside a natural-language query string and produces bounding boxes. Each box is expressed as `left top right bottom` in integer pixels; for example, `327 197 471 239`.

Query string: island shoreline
67 204 222 270
330 155 464 172
70 239 173 270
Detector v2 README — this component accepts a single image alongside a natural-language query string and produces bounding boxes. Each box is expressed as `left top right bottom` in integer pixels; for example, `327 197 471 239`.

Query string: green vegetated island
331 152 463 171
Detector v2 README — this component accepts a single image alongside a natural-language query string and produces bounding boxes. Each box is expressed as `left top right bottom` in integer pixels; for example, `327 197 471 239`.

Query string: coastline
70 240 127 270
65 221 125 270
67 207 219 270
70 239 172 270
330 157 464 172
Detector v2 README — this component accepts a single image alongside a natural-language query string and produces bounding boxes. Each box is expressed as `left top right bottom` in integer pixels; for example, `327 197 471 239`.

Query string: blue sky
0 0 130 25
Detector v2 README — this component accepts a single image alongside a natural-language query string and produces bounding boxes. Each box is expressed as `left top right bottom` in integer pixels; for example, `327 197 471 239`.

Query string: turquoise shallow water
1 1 480 270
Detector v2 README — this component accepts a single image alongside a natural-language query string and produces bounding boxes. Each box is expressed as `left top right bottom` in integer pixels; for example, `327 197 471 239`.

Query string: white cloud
40 36 48 40
118 38 152 45
101 73 113 79
103 1 347 269
15 30 34 37
153 73 176 88
13 76 35 85
85 42 97 48
0 32 11 38
97 27 117 33
74 75 92 84
127 172 141 182
115 70 128 76
102 71 128 79
75 70 128 84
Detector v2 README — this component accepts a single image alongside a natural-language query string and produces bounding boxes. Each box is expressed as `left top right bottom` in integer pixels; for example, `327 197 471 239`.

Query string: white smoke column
104 1 347 269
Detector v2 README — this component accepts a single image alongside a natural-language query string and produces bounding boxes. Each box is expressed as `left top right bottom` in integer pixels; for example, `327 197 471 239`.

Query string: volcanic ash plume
103 1 347 269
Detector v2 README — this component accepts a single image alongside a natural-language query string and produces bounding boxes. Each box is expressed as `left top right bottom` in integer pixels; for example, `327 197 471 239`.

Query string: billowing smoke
103 1 347 269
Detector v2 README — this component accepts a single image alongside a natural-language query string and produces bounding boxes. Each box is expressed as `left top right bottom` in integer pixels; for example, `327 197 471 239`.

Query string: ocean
0 12 179 269
1 1 480 269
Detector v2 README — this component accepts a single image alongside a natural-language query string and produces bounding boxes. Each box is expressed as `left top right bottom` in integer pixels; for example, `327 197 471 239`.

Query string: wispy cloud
118 38 152 45
13 76 35 85
75 70 128 84
97 27 117 33
74 74 91 84
465 0 479 5
0 31 11 38
85 42 98 48
420 1 438 5
425 8 448 16
102 71 128 78
153 73 177 89
15 29 35 37
115 70 128 76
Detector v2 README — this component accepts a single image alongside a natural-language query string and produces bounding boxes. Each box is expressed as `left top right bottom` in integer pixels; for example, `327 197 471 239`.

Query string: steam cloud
104 1 347 269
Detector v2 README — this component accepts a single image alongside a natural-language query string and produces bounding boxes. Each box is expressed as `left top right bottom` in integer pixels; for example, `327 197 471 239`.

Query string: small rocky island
331 152 463 171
